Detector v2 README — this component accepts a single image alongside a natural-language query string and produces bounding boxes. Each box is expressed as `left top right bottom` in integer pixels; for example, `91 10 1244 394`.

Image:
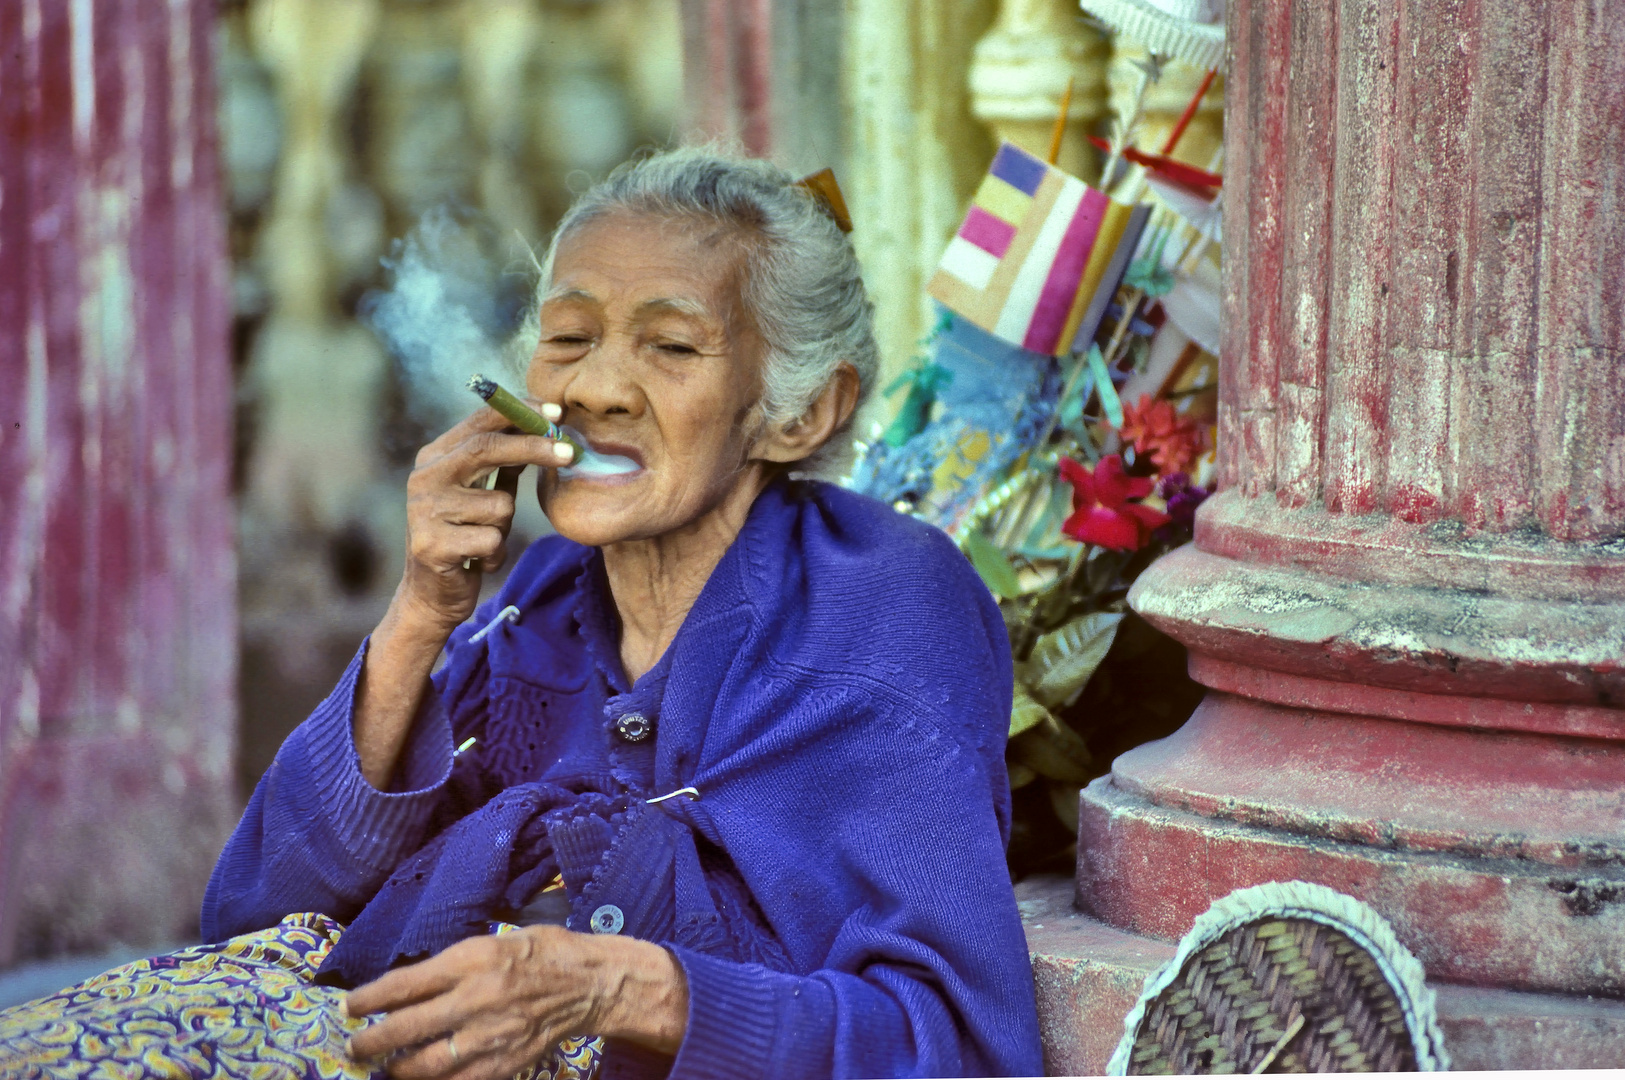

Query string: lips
556 425 643 479
583 440 644 469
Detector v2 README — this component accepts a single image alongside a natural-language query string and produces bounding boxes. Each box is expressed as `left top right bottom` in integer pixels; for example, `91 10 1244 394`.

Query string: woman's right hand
352 402 571 791
394 401 574 635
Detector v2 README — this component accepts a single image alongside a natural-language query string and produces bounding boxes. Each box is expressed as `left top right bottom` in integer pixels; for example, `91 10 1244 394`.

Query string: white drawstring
647 787 700 805
469 604 521 644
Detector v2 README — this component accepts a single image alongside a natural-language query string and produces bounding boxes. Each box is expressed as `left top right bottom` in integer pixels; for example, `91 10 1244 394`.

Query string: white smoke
362 206 536 432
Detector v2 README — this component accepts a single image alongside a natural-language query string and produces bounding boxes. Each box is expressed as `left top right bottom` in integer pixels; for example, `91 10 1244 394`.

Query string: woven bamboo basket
1108 881 1450 1074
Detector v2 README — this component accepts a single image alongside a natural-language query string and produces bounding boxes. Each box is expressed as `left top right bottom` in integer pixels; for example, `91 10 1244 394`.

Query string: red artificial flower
1117 394 1207 475
1059 454 1172 551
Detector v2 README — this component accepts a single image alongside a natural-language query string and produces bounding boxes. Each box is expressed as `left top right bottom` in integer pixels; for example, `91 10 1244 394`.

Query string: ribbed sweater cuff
301 637 453 872
665 948 780 1080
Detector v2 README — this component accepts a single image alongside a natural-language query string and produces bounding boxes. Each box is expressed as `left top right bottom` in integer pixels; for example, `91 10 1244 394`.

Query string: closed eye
656 342 699 355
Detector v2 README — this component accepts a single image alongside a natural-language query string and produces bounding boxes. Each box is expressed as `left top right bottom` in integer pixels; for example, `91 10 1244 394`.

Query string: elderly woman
0 150 1041 1079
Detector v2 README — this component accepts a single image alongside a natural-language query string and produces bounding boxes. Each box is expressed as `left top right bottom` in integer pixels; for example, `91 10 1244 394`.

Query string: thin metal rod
1160 67 1218 156
1047 76 1076 165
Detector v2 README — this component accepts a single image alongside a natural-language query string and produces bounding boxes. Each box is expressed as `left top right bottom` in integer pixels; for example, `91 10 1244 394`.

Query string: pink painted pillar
677 0 845 175
0 0 236 963
1083 0 1624 1042
681 0 775 155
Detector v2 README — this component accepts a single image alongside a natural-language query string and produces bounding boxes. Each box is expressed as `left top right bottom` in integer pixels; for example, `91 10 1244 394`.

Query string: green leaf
1009 684 1050 738
963 531 1023 600
1018 484 1064 553
1024 611 1124 708
1009 683 1096 787
1007 761 1037 791
1086 345 1124 428
1049 781 1083 834
1009 714 1094 784
1128 334 1151 374
1058 364 1088 431
1124 258 1175 297
1124 219 1176 297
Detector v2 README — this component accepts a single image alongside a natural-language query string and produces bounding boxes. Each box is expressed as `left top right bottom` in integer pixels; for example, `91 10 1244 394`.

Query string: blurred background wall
0 0 236 966
2 0 1219 967
220 0 688 802
228 0 1221 809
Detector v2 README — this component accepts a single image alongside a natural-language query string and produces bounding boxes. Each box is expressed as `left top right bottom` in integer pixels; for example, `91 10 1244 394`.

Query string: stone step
1017 875 1625 1074
1077 757 1625 997
1117 693 1625 867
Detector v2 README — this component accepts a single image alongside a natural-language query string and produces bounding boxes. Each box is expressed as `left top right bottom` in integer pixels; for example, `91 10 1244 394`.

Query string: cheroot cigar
467 374 581 463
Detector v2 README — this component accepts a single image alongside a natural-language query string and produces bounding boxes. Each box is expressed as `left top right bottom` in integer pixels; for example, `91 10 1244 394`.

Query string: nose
541 334 645 421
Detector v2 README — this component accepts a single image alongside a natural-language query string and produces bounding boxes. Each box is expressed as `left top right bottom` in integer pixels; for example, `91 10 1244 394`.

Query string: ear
750 363 862 465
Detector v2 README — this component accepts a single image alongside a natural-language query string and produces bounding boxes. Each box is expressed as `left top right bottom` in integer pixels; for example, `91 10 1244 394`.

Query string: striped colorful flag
928 142 1150 357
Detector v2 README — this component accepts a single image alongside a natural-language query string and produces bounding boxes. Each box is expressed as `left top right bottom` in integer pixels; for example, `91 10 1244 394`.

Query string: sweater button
589 904 625 934
615 712 653 742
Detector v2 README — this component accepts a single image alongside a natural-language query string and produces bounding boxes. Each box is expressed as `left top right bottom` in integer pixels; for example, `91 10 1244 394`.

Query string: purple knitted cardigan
201 479 1043 1079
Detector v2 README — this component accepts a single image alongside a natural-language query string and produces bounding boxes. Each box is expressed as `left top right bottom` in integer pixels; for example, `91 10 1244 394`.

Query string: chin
538 473 654 546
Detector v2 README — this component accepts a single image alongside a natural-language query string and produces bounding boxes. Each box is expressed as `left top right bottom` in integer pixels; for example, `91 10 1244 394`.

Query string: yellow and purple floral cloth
0 913 602 1080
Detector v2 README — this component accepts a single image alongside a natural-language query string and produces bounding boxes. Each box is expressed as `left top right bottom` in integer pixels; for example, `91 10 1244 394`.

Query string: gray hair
528 147 878 475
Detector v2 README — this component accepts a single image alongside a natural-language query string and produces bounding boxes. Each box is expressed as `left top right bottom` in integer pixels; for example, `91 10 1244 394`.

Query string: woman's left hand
344 925 689 1079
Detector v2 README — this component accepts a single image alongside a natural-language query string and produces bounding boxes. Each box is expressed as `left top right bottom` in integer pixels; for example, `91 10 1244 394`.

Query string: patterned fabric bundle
846 309 1058 530
928 142 1150 357
0 913 603 1080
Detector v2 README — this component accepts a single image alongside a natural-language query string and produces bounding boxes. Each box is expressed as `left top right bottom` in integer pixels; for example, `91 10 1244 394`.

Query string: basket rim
1105 879 1451 1074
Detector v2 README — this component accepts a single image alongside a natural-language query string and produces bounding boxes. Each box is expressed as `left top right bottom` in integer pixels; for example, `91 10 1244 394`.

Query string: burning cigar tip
465 374 586 462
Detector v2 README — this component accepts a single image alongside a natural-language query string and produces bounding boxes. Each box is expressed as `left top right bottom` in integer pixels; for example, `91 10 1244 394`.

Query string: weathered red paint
1018 876 1176 1077
1221 0 1625 538
1078 777 1625 993
1133 546 1624 706
0 0 235 963
1075 698 1625 996
1115 695 1625 866
682 0 775 156
1189 655 1624 741
1050 0 1625 1067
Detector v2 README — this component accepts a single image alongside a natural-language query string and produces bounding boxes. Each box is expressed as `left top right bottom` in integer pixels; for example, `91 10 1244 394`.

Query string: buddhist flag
928 142 1151 357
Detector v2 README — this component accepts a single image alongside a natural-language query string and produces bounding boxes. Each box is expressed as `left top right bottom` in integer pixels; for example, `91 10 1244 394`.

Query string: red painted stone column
0 0 236 962
1057 0 1625 1065
680 0 775 154
677 0 846 176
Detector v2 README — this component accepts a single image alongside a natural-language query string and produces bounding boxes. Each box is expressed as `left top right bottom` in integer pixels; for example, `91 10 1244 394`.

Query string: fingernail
339 997 350 1019
554 443 574 462
541 403 562 421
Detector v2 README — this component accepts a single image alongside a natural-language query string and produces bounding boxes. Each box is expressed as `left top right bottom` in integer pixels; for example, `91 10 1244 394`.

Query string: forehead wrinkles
540 288 723 333
547 211 766 355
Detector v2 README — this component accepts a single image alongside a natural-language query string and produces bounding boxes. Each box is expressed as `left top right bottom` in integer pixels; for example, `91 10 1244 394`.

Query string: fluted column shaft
1132 0 1625 716
1090 0 1625 1013
1220 0 1623 540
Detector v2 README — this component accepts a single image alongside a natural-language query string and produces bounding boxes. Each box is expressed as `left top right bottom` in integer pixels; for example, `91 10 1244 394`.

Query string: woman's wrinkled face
526 210 771 547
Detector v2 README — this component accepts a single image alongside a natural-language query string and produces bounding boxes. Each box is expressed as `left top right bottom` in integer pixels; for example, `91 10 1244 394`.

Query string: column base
1074 694 1625 997
1020 875 1625 1074
1126 533 1625 710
